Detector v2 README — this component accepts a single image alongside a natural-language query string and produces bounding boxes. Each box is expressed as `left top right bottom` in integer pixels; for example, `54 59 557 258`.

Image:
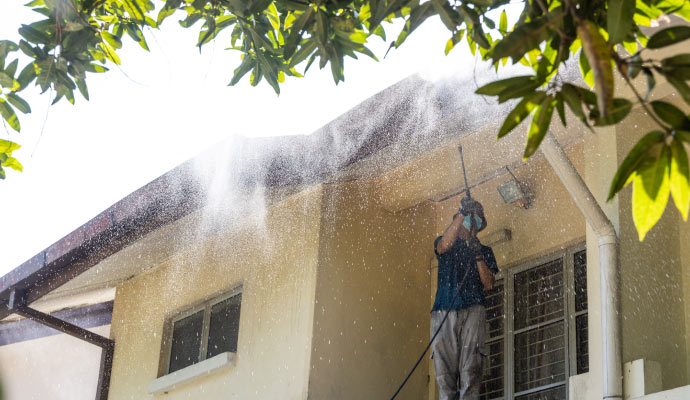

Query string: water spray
389 142 476 400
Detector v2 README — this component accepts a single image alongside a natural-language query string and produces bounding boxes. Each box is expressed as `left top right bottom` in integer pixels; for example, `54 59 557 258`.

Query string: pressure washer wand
458 144 471 199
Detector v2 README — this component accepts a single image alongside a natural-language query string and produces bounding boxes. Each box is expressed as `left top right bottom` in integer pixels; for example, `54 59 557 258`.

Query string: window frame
481 242 586 400
161 285 243 376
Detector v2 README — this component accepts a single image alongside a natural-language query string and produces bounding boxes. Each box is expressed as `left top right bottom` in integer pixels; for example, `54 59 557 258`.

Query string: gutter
541 133 622 400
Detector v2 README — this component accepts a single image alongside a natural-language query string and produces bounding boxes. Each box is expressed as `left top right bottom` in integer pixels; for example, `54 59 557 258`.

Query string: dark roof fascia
0 161 206 321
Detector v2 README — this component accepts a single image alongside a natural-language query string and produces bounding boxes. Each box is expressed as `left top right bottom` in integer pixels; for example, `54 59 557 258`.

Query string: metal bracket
7 287 114 400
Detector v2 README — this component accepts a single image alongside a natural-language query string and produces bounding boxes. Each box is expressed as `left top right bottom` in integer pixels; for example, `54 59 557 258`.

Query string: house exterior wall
307 180 435 400
580 107 690 399
107 186 323 399
0 325 110 400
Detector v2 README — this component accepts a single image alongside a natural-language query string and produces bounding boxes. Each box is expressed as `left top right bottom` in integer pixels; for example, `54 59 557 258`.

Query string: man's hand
466 235 482 258
461 197 482 215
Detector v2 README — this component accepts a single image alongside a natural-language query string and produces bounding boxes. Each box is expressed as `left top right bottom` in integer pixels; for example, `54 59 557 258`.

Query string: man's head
459 197 487 234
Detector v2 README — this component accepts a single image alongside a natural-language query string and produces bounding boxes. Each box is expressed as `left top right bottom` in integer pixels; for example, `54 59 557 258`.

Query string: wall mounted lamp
497 167 531 209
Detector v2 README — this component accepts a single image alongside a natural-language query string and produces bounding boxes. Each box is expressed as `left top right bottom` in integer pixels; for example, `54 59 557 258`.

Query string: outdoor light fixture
497 167 531 209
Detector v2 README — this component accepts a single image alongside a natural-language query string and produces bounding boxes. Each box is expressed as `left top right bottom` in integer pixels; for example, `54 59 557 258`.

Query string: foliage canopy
1 0 690 239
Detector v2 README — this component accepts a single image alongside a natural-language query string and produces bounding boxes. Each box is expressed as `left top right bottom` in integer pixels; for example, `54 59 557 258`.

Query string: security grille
479 246 588 400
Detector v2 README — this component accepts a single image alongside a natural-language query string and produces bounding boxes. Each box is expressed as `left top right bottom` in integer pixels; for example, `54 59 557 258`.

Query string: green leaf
578 20 614 117
6 93 31 114
561 83 590 128
431 0 461 31
678 130 690 144
579 48 594 88
499 10 508 34
524 95 555 159
0 138 20 153
102 32 123 49
497 92 546 138
608 0 636 44
289 39 317 67
666 75 690 103
229 56 255 86
0 72 15 89
622 39 638 55
661 53 690 80
555 92 566 126
0 98 20 132
593 98 633 126
647 26 690 49
18 24 51 44
632 144 671 240
670 138 690 220
476 75 542 103
75 77 89 100
650 100 690 130
284 7 314 59
609 130 666 200
2 156 23 172
5 59 19 78
99 42 121 65
0 165 5 179
490 10 564 63
476 75 536 96
265 3 280 31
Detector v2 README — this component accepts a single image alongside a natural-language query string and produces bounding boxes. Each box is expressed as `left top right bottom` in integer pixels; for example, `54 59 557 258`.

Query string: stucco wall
682 218 690 381
107 186 323 399
615 113 688 391
0 325 110 400
308 181 435 400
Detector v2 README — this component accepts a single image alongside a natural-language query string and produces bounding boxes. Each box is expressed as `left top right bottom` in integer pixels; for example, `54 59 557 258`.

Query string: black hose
389 265 473 400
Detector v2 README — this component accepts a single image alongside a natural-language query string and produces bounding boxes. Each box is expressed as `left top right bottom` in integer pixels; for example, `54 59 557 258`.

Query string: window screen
168 310 204 373
207 293 242 358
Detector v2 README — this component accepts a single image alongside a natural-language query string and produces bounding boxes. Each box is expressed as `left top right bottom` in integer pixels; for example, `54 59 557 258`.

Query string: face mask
462 214 483 231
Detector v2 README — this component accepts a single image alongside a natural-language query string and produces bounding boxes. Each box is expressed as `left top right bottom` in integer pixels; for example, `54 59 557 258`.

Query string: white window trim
148 351 236 395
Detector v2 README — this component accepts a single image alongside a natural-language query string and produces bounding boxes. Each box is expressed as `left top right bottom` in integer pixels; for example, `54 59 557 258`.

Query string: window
164 287 242 375
480 246 588 400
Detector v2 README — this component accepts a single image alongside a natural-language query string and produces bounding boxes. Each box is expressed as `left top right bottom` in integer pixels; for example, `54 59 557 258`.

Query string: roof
1 75 469 320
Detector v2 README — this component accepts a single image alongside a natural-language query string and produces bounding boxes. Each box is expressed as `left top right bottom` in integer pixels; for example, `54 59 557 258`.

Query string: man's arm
436 213 470 254
476 257 495 291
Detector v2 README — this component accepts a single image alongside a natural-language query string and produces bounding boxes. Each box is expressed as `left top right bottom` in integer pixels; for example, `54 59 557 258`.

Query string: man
431 197 498 400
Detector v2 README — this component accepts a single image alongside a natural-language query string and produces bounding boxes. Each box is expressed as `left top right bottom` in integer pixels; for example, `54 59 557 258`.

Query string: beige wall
308 181 435 400
581 108 690 398
0 325 109 400
614 113 688 391
682 218 690 380
108 186 323 399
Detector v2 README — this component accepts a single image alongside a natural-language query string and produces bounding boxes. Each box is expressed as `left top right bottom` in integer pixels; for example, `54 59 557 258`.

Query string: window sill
148 352 236 395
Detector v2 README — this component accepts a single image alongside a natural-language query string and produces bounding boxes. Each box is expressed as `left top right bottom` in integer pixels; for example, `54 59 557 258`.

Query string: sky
0 3 508 274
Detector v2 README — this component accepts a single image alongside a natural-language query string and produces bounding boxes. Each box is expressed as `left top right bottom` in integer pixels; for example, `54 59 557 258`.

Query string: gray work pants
430 305 486 400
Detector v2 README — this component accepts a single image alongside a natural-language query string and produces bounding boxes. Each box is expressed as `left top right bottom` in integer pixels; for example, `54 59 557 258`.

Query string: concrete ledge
633 384 690 400
148 352 235 395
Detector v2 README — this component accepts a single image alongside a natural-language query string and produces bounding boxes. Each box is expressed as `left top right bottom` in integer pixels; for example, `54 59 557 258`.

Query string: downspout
540 133 622 400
